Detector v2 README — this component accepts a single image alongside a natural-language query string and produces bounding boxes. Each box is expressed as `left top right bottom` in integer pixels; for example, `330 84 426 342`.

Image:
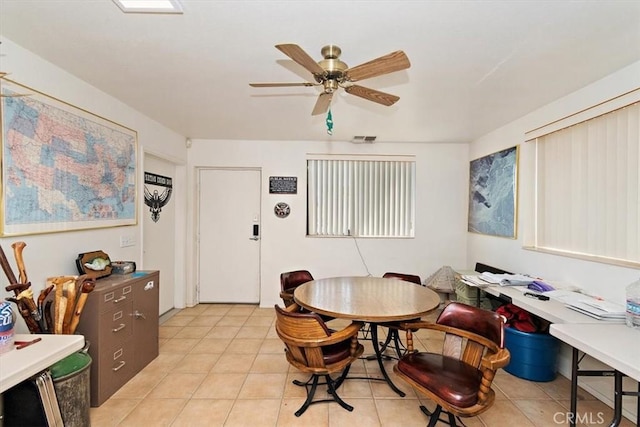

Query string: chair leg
292 372 354 417
294 374 320 417
378 328 407 359
332 364 351 390
325 374 354 413
420 404 460 427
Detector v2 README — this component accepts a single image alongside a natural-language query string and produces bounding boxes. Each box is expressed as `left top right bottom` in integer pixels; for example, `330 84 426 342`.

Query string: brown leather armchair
393 302 510 426
279 270 314 308
274 304 364 417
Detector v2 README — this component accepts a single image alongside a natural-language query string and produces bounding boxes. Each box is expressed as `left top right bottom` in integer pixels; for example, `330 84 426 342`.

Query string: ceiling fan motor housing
317 45 348 83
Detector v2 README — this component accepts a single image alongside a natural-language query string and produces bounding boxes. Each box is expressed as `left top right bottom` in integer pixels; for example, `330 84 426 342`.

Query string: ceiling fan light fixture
112 0 183 14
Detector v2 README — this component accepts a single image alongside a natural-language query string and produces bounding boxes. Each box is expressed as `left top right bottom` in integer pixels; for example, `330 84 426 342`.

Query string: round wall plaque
274 202 290 218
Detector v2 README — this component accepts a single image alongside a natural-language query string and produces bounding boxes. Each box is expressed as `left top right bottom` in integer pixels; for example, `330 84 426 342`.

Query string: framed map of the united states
1 79 137 236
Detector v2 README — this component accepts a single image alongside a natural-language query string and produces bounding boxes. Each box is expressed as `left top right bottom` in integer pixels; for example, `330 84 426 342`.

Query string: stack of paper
479 272 535 286
565 298 626 321
460 275 493 287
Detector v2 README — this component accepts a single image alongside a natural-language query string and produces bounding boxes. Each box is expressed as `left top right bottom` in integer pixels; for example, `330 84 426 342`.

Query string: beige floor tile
159 325 183 339
375 397 431 427
142 352 187 374
211 353 256 373
259 338 286 354
493 371 550 400
224 399 281 427
117 397 186 426
236 325 270 339
190 337 231 353
512 398 574 426
111 370 167 399
173 352 221 373
205 325 240 339
238 373 287 398
89 398 140 427
278 397 330 426
479 399 535 426
201 304 233 316
185 314 222 327
147 372 206 398
162 315 196 327
328 398 381 427
245 315 275 326
171 399 234 427
160 337 201 354
216 315 249 326
252 307 277 317
225 337 264 354
176 325 213 338
227 305 257 316
192 372 247 399
251 353 291 373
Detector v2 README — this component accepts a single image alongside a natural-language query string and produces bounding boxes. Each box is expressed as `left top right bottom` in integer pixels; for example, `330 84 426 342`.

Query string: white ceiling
1 0 639 143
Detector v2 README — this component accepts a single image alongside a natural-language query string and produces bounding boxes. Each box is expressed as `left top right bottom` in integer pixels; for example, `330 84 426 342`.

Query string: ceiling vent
351 136 377 144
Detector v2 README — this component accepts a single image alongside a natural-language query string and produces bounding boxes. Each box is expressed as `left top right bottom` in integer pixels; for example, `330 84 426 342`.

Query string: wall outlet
120 235 136 247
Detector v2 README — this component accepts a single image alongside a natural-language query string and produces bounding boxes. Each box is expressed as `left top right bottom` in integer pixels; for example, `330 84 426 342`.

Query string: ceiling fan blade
249 82 318 87
275 44 326 76
344 85 399 106
312 92 333 116
344 50 410 82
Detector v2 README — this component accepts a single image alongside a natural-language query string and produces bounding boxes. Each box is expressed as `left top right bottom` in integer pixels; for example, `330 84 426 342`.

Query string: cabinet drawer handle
112 360 126 372
134 310 146 320
112 323 126 333
114 296 127 303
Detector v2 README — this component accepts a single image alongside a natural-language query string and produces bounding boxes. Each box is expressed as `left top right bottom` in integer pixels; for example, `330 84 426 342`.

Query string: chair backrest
280 270 314 292
436 302 505 368
280 270 314 307
274 304 332 369
383 272 422 285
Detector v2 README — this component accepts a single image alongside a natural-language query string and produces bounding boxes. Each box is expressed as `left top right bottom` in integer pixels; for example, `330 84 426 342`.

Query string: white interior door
198 168 261 303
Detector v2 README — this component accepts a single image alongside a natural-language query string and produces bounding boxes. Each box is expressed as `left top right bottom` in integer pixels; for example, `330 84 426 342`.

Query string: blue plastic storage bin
503 326 559 382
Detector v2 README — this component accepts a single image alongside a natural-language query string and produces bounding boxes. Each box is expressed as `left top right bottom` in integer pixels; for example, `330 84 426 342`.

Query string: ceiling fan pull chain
326 109 333 135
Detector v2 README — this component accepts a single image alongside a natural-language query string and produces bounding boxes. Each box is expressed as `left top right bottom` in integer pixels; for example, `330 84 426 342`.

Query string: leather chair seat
323 340 352 365
397 352 482 408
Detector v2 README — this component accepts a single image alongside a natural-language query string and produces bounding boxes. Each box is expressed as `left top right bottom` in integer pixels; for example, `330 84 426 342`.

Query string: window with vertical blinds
307 156 415 237
534 101 640 265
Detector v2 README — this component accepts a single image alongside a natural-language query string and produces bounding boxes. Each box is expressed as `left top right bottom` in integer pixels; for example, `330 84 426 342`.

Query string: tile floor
89 304 636 426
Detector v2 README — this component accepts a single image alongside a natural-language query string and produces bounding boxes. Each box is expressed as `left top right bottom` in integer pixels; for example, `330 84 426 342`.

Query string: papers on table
460 275 492 288
478 272 535 287
545 290 626 321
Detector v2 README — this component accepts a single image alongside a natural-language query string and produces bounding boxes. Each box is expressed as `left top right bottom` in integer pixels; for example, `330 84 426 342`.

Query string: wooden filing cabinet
75 271 159 406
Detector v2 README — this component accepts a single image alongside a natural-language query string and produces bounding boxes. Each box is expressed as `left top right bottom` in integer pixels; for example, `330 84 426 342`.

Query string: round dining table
294 276 440 396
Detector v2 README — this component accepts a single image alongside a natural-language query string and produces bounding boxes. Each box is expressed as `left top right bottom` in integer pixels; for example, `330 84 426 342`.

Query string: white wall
0 37 188 332
186 139 469 308
469 60 640 420
469 60 640 305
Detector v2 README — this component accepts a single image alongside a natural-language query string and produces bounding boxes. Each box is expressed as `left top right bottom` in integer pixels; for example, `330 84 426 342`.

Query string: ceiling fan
250 44 410 115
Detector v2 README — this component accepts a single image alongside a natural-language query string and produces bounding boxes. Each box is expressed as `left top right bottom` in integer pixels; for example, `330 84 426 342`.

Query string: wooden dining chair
274 303 364 417
377 272 423 357
279 270 314 308
393 302 510 427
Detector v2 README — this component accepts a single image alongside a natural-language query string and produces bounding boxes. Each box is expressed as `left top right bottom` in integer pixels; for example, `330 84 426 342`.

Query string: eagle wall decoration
144 172 173 222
